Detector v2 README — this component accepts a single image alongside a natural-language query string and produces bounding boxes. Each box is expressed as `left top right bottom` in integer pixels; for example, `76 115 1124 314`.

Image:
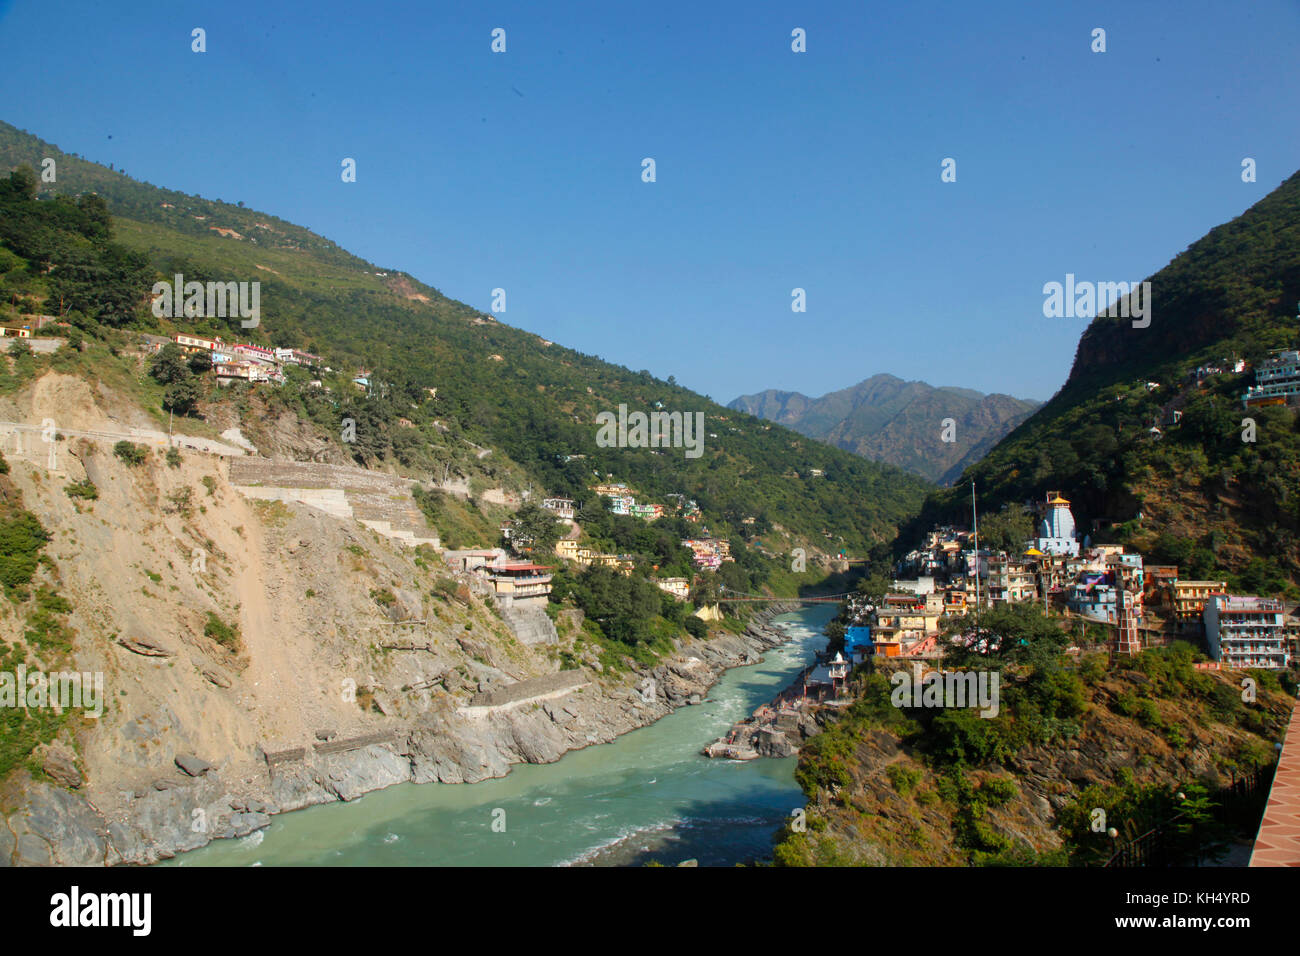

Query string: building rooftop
1214 595 1283 612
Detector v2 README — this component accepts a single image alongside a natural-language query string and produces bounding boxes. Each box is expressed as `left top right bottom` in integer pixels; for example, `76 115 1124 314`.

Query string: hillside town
841 490 1297 672
137 331 322 386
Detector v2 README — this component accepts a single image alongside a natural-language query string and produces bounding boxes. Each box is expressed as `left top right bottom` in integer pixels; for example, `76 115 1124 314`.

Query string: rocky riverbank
702 642 833 761
0 604 800 866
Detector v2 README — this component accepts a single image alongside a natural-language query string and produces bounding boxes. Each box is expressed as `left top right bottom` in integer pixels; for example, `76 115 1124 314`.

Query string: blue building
844 626 872 656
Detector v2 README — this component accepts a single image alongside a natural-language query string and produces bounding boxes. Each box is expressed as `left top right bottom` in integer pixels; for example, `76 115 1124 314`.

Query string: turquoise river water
164 605 835 867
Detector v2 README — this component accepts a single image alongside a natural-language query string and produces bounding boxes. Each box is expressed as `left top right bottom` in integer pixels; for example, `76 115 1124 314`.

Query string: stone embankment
2 604 804 865
703 628 830 760
229 458 439 548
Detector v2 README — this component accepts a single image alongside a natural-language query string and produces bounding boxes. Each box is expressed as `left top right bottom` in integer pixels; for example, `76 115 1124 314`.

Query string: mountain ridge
896 168 1300 592
729 373 1040 485
0 119 932 562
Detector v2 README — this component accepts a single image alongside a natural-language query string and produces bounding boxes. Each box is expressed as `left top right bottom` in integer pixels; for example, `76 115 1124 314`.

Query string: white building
1034 491 1080 557
1204 595 1290 669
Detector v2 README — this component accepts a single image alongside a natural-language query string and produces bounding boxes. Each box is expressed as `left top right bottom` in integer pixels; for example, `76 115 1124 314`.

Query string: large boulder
174 753 213 777
117 635 174 657
385 587 423 623
40 742 82 789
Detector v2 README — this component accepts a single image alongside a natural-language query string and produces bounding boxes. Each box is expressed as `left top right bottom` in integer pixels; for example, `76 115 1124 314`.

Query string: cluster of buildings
550 537 690 601
142 332 321 387
1175 345 1300 410
553 538 635 574
443 549 554 609
681 537 731 571
868 491 1296 669
1242 349 1300 408
589 482 699 523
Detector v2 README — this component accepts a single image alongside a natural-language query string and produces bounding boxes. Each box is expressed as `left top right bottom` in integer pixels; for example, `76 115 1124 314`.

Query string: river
165 604 836 867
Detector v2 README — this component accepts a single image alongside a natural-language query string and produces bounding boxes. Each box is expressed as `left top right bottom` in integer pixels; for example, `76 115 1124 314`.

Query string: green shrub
113 440 148 466
165 487 193 516
203 612 239 649
886 762 922 796
165 447 182 468
24 586 73 651
63 479 98 500
980 776 1018 806
0 509 50 595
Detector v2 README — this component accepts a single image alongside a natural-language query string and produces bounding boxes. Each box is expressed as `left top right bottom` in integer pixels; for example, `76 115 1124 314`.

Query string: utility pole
971 480 981 641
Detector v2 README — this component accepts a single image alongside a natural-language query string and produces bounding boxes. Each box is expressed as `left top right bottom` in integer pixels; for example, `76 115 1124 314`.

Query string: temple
1033 490 1080 557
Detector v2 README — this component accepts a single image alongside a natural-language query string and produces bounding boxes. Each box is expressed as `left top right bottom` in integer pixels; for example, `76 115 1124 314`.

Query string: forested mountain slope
898 171 1300 593
0 120 931 559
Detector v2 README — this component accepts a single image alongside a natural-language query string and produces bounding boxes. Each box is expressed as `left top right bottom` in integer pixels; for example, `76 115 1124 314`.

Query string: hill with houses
0 118 930 567
897 169 1300 595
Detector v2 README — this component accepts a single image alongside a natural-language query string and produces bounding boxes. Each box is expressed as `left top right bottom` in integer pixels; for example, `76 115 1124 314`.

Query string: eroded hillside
0 371 796 865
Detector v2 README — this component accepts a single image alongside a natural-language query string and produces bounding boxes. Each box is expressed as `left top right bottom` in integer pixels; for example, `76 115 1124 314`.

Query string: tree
691 573 721 607
942 601 1070 669
163 378 201 416
507 502 562 555
856 569 893 602
1 165 37 202
149 343 190 385
187 349 214 376
978 503 1035 555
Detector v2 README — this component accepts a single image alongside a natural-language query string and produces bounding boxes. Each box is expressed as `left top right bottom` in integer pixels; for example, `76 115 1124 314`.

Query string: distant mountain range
728 375 1041 485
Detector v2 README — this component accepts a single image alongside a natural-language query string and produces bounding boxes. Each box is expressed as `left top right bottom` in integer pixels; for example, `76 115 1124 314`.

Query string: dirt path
233 513 313 743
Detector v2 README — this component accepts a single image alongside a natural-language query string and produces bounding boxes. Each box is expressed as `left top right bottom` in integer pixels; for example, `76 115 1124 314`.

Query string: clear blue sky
2 0 1297 404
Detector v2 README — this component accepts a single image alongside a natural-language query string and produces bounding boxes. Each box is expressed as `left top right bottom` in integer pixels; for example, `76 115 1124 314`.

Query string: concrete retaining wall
466 669 588 709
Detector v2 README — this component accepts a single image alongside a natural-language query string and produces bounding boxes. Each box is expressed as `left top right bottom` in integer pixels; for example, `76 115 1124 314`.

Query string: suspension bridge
714 589 851 604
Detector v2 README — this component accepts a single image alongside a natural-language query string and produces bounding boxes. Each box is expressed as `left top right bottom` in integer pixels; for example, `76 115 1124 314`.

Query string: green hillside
0 120 931 566
900 170 1300 593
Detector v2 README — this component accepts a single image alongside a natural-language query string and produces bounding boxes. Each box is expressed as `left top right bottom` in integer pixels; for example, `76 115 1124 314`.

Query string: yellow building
1173 580 1227 633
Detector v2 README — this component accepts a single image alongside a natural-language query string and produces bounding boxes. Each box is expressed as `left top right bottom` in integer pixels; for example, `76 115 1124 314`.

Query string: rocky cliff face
0 376 801 865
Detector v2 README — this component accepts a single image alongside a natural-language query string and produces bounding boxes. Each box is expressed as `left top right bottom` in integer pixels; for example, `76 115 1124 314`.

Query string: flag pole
972 480 980 640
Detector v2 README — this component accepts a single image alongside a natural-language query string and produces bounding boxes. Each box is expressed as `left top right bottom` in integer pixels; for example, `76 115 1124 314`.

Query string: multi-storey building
485 562 553 608
1243 350 1300 407
274 347 322 367
542 497 576 519
233 343 277 365
1203 595 1290 669
1173 580 1227 636
655 578 691 601
174 332 222 353
986 553 1038 603
872 593 943 647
